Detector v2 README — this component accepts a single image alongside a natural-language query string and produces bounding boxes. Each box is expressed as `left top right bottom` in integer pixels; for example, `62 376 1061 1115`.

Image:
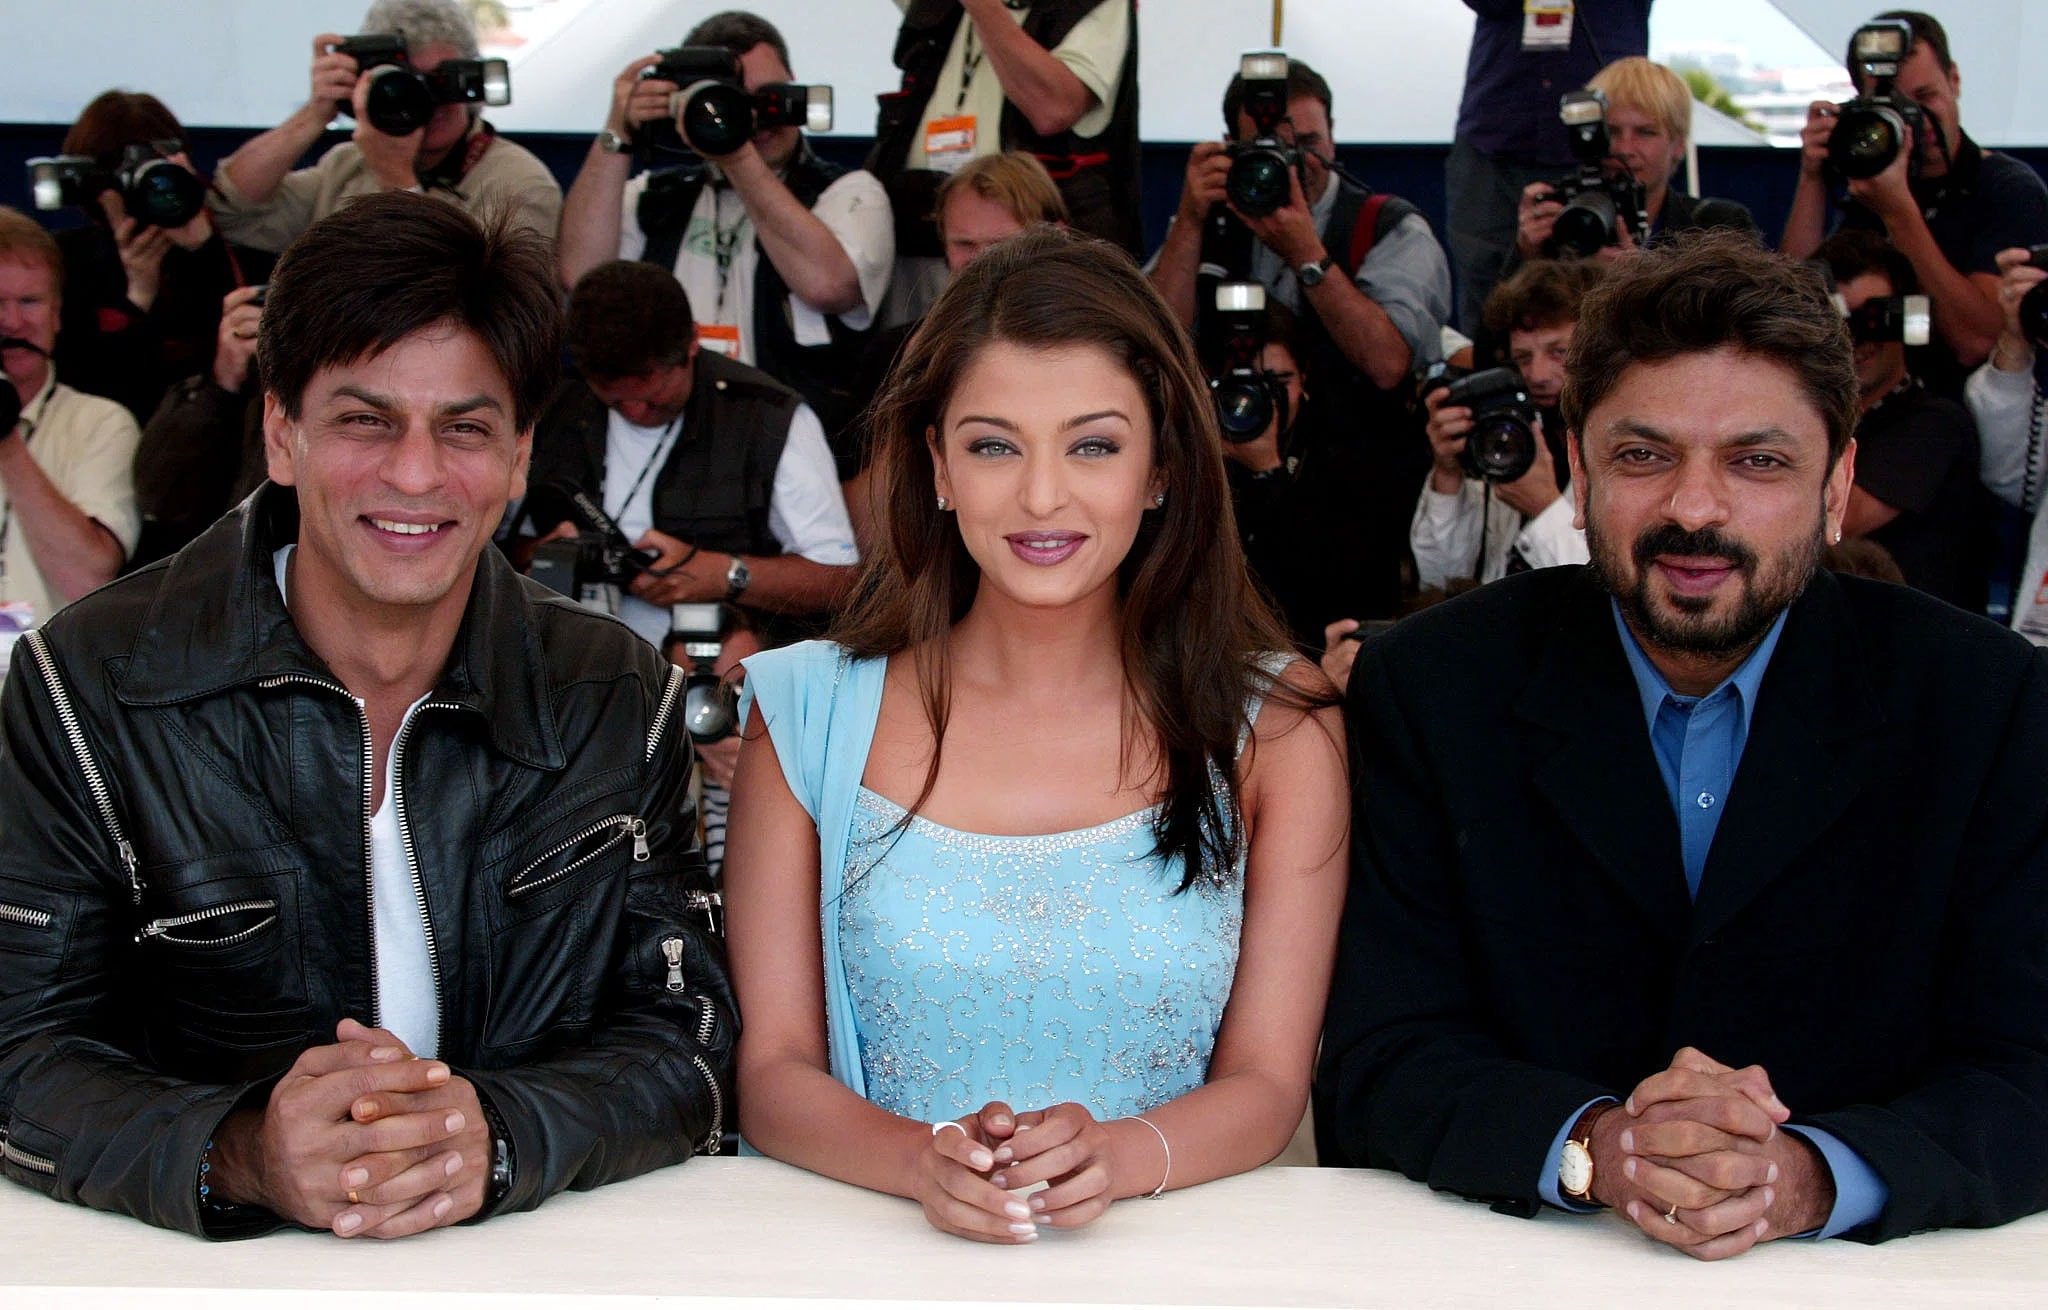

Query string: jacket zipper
691 1052 723 1155
506 815 643 900
258 674 381 1026
22 629 140 905
647 664 685 764
0 902 53 930
136 898 280 947
391 703 458 1044
0 1130 56 1175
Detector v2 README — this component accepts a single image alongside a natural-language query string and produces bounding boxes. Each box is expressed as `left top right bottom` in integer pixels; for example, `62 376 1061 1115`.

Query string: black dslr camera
1827 21 1927 182
528 488 660 613
1205 282 1290 444
668 604 743 746
26 141 207 229
637 46 832 157
1836 291 1930 345
1224 51 1303 218
1538 89 1649 259
2018 245 2048 351
1439 366 1541 484
333 34 511 137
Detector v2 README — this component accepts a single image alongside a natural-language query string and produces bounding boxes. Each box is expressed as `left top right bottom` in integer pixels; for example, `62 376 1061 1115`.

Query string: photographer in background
1515 58 1753 270
49 92 273 428
1782 11 2048 393
524 260 858 650
211 0 560 252
1967 247 2048 642
1819 229 1987 611
1412 259 1600 591
1150 55 1452 626
556 11 893 445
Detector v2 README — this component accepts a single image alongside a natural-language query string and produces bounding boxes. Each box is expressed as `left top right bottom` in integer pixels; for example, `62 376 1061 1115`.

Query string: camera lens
683 677 740 745
1551 189 1618 259
1461 413 1539 483
677 80 756 157
363 65 437 135
1226 148 1293 218
1828 106 1904 181
1212 375 1274 443
125 158 207 229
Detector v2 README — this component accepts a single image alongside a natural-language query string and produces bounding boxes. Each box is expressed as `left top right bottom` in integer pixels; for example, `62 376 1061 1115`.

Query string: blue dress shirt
1534 603 1887 1238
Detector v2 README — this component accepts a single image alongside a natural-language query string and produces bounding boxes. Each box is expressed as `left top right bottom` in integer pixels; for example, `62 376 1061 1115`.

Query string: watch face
1560 1140 1593 1197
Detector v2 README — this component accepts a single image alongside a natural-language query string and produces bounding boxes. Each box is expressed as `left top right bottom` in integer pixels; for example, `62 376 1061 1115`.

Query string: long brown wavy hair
831 226 1331 890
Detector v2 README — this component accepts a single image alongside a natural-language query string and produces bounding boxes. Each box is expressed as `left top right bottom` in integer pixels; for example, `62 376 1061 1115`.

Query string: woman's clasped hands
916 1101 1147 1244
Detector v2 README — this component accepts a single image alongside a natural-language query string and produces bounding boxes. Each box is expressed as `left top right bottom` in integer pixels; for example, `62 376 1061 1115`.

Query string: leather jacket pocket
0 875 61 960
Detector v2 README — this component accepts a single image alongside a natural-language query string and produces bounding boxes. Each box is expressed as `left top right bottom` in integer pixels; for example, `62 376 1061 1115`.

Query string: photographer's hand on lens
1492 423 1560 518
1423 385 1472 493
1593 212 1640 266
915 1101 1037 1243
1177 141 1233 224
1799 101 1838 181
308 33 361 120
1993 246 2046 370
212 286 265 393
351 70 424 191
610 55 673 138
1845 132 1916 224
1516 181 1563 260
100 189 175 313
1232 165 1324 269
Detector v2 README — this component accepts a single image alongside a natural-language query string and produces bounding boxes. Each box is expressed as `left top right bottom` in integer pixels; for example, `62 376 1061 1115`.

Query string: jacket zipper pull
631 818 650 863
661 936 687 993
118 839 141 905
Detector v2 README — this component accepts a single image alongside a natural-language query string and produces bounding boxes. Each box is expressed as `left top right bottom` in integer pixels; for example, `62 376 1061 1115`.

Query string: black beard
1587 519 1819 659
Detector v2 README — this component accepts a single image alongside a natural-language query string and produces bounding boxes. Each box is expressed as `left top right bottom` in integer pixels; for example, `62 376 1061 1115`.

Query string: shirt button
1696 791 1716 810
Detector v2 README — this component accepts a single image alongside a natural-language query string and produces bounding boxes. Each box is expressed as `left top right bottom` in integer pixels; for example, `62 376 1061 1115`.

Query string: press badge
924 115 977 174
695 323 742 359
1523 1 1575 52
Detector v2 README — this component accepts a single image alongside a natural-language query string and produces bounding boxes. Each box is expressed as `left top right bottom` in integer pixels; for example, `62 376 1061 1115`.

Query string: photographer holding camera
1412 259 1600 590
1782 11 2048 393
1150 56 1452 629
210 0 560 254
1968 247 2048 642
556 12 893 445
523 260 859 650
1515 58 1753 269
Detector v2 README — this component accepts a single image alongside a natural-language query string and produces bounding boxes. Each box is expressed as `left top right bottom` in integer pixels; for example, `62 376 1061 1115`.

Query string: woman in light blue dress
724 227 1348 1243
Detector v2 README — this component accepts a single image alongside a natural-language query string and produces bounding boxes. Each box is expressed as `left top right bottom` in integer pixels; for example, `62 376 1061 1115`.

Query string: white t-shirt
274 545 439 1057
617 167 894 363
0 373 141 625
902 0 1128 168
603 402 860 647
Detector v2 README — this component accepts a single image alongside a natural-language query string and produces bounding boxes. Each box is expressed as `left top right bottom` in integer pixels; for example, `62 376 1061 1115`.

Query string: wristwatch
724 555 751 599
1295 256 1333 288
1559 1103 1606 1203
597 128 629 154
478 1095 515 1211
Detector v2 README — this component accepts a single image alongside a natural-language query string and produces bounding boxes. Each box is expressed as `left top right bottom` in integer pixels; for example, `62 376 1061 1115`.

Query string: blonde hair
0 207 62 305
934 151 1069 236
1589 57 1693 148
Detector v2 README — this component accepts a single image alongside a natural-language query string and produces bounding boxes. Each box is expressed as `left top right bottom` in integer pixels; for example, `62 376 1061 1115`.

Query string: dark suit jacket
1317 566 2048 1241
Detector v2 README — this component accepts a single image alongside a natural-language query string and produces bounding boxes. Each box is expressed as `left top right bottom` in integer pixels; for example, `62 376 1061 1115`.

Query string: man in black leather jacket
0 192 734 1240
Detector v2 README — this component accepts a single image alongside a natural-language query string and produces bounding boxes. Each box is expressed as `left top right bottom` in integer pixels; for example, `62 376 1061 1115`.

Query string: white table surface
4 1156 2044 1308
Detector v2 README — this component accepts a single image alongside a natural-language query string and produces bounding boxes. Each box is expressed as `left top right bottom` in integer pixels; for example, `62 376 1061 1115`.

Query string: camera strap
608 416 684 528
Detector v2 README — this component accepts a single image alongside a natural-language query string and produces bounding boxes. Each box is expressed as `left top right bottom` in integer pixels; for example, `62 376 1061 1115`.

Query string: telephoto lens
674 79 757 157
1225 146 1294 218
362 64 437 135
1827 104 1908 181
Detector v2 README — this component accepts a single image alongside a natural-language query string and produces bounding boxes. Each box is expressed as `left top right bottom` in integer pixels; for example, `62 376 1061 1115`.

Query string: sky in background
1651 0 1838 70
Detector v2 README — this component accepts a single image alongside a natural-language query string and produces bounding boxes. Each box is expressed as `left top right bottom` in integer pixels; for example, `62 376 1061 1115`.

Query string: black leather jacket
0 485 734 1237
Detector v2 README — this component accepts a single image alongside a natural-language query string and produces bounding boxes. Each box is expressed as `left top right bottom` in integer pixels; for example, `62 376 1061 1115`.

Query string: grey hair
361 0 481 60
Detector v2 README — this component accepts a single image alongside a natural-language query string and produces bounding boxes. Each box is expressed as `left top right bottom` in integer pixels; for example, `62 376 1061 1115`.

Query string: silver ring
1664 1203 1680 1225
931 1120 966 1138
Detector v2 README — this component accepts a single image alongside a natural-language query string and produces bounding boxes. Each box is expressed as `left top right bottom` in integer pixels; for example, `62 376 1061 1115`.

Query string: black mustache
0 336 50 358
1633 524 1758 572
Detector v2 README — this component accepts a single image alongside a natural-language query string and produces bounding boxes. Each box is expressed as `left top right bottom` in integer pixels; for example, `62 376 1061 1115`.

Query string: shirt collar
18 369 57 435
1307 167 1338 221
1610 597 1789 734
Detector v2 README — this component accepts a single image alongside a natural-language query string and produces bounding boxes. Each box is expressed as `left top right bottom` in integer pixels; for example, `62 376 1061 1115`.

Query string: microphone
0 335 50 358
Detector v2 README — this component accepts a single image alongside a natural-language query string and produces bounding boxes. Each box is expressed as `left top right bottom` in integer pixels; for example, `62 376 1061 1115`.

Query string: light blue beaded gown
739 640 1277 1123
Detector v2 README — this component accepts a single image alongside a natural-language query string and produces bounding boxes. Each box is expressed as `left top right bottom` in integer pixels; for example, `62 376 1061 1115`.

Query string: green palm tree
468 0 511 35
1681 67 1764 134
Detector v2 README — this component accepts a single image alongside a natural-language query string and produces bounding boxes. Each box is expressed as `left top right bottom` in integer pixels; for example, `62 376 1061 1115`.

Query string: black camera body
528 488 660 611
636 46 832 157
1538 90 1649 258
1224 51 1303 218
334 33 511 137
1827 21 1927 183
1839 293 1931 345
1443 366 1540 484
26 141 208 229
2019 245 2048 350
1204 282 1289 445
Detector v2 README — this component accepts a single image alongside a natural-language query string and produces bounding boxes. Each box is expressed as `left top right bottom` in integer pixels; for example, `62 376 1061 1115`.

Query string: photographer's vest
635 143 868 442
868 0 1142 254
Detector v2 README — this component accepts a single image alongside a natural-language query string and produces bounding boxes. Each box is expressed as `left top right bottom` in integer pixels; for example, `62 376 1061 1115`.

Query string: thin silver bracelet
1130 1114 1171 1199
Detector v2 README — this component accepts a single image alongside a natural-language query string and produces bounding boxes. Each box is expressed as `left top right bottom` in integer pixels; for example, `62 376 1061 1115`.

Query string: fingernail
335 1212 363 1235
1014 1122 1033 1132
1624 1157 1637 1180
343 1167 369 1187
991 1173 1008 1189
1619 1130 1634 1153
1005 1201 1031 1221
1030 1195 1047 1212
969 1150 994 1170
1008 1222 1036 1236
990 1114 1011 1129
1627 1201 1641 1222
370 1045 403 1062
1764 1187 1775 1208
1768 1094 1787 1114
1015 1228 1038 1243
445 1153 463 1177
445 1111 466 1133
1767 1162 1780 1184
434 1196 453 1220
1625 1096 1637 1114
994 1146 1013 1163
353 1099 377 1121
426 1063 451 1084
1756 1218 1769 1236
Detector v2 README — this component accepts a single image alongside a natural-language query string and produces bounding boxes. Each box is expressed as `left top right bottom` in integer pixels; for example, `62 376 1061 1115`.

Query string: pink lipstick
1005 530 1086 566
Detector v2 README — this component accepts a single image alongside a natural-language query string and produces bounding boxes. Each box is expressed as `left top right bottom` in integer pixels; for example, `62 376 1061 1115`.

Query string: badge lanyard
607 416 682 526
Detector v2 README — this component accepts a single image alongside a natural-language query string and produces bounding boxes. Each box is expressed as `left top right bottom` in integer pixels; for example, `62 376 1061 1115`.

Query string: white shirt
0 372 141 624
900 0 1129 167
274 546 439 1056
605 402 860 647
1409 473 1587 590
1968 359 2048 643
618 168 894 362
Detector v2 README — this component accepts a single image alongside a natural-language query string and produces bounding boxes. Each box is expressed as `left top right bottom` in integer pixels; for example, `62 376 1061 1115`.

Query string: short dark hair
1482 259 1608 338
1561 230 1859 464
684 10 791 72
1815 227 1918 297
1850 10 1954 87
63 90 184 167
566 261 697 381
1222 59 1332 130
259 191 561 431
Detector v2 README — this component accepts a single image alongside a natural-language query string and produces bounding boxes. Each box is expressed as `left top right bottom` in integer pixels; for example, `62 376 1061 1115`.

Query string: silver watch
597 128 629 154
724 555 751 598
1295 256 1333 288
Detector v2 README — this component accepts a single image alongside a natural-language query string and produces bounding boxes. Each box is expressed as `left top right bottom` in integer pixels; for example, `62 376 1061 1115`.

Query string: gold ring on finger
348 1190 360 1205
1664 1203 1679 1225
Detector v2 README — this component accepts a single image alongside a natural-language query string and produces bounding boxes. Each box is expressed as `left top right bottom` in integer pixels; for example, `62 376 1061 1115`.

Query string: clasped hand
915 1101 1125 1244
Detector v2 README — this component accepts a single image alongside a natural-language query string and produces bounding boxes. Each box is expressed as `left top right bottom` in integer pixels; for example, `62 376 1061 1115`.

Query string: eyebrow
953 409 1132 433
1606 418 1801 449
328 385 505 419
